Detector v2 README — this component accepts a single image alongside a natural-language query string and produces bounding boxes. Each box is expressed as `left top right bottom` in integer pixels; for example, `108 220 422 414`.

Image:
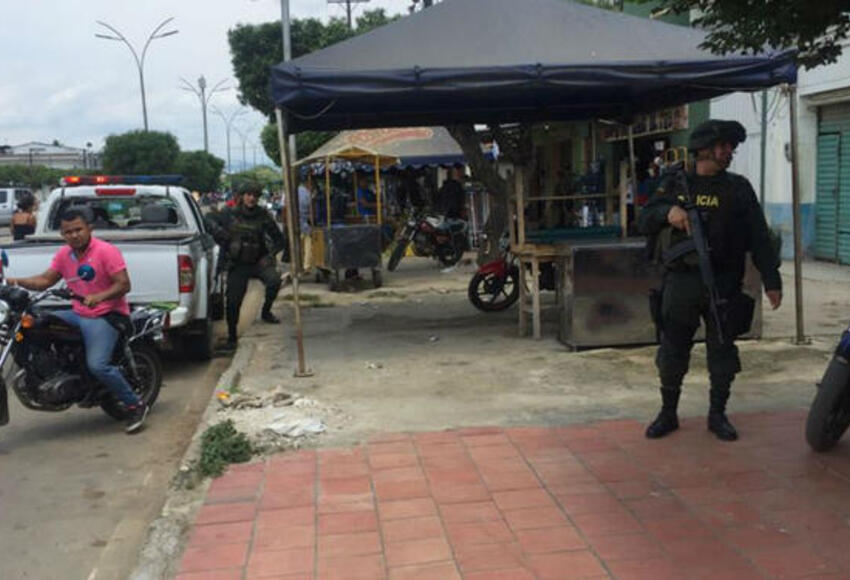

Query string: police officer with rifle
207 181 286 350
638 120 782 441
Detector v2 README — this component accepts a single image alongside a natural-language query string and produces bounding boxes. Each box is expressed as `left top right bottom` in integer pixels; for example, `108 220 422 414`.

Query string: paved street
0 284 264 580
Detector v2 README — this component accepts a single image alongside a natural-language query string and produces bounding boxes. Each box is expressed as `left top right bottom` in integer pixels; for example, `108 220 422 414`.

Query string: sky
0 0 406 170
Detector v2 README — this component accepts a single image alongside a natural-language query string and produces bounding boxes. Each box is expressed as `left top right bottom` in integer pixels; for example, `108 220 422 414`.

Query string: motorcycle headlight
0 300 9 325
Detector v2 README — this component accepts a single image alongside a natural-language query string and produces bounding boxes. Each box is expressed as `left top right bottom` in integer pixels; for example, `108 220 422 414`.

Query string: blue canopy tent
270 0 805 364
270 0 795 133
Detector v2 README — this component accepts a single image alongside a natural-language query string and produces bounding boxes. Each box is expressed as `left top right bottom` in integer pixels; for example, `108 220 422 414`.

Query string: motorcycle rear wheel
437 244 464 268
468 266 520 312
805 357 850 452
388 241 408 272
100 344 163 420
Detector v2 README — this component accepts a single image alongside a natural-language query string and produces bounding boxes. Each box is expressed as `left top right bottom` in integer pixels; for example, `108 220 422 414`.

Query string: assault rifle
668 167 727 345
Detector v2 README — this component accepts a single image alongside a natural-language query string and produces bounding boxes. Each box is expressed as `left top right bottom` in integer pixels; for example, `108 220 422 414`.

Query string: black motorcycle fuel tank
23 311 83 344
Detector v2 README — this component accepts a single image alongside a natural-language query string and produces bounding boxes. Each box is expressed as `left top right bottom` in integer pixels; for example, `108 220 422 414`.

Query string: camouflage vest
228 210 266 264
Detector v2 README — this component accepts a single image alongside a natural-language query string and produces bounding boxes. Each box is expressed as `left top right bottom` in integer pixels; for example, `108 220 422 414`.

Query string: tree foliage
175 151 225 192
101 130 180 175
228 9 400 164
229 10 398 118
637 0 849 68
230 165 284 193
0 165 81 190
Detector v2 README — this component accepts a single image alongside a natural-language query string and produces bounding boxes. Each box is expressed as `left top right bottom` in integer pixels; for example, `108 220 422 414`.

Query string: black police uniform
638 120 781 441
207 204 286 342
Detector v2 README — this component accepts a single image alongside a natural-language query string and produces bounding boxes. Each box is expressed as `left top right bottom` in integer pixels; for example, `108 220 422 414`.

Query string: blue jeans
52 310 141 407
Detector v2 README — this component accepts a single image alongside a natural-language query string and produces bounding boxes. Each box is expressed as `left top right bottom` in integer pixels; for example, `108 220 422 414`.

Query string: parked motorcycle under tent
271 0 800 369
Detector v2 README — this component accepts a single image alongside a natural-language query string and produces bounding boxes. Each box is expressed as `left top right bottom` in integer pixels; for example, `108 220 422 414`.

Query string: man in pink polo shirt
7 208 149 433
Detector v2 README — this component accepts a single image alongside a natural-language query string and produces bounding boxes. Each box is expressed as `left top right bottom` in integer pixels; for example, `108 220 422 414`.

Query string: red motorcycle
468 234 555 312
388 214 468 271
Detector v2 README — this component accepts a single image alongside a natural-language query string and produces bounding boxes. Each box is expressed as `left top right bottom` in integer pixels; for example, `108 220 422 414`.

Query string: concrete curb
128 339 258 580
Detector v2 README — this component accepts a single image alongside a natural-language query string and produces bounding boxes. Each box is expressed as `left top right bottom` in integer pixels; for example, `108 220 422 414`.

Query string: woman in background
11 192 37 240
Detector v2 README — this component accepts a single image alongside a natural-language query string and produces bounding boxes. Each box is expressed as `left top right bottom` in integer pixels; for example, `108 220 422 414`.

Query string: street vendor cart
296 145 399 291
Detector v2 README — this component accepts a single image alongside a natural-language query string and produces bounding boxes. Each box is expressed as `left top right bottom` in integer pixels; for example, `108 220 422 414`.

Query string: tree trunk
447 124 509 264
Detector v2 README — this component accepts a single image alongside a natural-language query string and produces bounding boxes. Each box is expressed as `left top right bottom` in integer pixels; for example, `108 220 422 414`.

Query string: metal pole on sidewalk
276 107 312 377
787 84 807 345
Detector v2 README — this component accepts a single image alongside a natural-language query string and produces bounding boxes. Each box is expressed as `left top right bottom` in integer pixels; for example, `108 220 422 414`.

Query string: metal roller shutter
817 103 850 263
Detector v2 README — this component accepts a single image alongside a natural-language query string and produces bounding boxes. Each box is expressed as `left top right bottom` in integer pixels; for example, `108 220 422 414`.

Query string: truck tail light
178 255 194 293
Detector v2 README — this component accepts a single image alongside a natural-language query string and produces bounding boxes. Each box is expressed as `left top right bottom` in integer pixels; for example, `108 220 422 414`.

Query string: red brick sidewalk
176 410 850 579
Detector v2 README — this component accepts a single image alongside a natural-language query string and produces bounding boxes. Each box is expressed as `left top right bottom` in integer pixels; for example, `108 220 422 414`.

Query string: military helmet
688 119 747 151
233 179 262 196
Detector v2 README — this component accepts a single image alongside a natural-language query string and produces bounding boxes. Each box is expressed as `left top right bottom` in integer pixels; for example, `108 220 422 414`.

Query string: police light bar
60 175 184 187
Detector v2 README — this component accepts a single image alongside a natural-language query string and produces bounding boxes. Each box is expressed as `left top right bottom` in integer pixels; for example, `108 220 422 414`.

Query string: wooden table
513 243 570 339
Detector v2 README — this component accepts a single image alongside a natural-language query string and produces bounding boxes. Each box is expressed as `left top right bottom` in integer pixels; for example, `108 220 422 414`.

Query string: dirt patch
238 257 838 449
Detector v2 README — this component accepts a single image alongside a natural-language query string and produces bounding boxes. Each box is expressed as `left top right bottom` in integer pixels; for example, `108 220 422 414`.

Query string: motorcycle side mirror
76 264 95 282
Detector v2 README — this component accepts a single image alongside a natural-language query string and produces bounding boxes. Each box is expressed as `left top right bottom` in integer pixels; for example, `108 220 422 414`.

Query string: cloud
0 0 405 161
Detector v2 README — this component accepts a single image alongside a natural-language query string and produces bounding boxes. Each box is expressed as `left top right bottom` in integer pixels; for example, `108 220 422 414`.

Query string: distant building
0 141 101 170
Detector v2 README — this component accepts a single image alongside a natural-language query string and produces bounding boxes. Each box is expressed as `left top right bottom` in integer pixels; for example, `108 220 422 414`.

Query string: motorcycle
0 268 165 427
805 325 850 451
387 214 469 271
468 234 556 312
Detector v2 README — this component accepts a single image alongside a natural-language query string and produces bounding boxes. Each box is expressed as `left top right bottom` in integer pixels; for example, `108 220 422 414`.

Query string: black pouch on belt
719 292 755 339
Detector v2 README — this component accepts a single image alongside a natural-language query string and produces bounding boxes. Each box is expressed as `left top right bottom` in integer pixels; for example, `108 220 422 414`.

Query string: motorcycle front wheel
388 240 409 272
100 344 163 420
468 266 520 312
805 357 850 452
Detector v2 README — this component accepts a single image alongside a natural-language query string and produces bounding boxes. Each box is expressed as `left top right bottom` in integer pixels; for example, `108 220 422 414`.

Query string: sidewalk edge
128 339 258 580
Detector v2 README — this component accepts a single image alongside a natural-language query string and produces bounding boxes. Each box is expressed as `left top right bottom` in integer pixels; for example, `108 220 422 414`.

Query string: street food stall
270 0 799 364
296 145 398 291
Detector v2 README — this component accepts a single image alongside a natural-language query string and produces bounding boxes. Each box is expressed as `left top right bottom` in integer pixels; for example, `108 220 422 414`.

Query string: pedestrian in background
11 191 37 240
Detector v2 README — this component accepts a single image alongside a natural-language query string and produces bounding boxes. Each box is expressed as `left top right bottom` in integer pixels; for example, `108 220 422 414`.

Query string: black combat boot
708 384 738 441
223 327 238 352
645 386 681 439
261 308 281 324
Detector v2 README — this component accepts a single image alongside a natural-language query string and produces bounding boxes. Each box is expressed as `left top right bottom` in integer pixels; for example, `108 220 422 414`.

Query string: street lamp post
180 75 228 152
213 107 248 189
95 17 179 131
233 123 257 172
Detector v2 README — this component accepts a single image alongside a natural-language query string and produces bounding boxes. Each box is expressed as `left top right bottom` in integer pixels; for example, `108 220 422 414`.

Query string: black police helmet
688 120 747 151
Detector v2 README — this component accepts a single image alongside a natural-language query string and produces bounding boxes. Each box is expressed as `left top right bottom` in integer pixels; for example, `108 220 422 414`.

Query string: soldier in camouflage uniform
638 120 783 442
207 182 286 350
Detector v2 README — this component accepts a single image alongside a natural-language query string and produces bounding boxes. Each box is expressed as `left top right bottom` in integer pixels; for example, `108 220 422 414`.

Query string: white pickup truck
1 176 222 360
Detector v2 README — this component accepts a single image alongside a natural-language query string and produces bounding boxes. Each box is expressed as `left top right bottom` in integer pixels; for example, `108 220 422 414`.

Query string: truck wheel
184 318 215 361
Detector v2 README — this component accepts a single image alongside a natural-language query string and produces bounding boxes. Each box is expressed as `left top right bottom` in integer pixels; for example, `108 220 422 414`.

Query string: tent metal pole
787 84 807 345
375 156 382 226
275 107 312 377
325 157 332 233
625 124 637 239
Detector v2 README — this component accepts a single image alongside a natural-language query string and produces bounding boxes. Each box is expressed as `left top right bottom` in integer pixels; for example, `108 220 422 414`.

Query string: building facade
0 141 101 170
711 40 850 262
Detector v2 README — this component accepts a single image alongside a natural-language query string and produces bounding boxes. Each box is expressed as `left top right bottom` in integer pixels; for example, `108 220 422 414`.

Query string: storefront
815 101 850 263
